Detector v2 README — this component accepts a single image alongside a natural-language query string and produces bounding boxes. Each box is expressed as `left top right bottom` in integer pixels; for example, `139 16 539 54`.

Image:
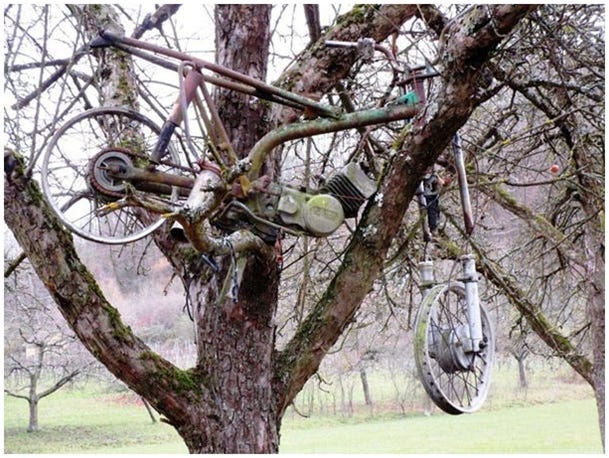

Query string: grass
279 399 602 453
4 390 187 454
3 363 603 453
4 393 602 454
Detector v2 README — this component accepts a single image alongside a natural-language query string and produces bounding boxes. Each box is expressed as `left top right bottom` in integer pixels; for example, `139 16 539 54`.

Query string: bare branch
275 4 537 416
4 389 31 401
131 5 181 39
38 370 81 400
4 252 27 278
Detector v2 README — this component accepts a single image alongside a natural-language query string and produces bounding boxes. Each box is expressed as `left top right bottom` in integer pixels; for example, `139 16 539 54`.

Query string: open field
4 363 603 453
4 395 601 453
280 399 602 453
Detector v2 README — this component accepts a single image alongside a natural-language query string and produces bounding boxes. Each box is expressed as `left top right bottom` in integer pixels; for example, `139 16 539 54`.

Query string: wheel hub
430 325 474 373
88 149 134 198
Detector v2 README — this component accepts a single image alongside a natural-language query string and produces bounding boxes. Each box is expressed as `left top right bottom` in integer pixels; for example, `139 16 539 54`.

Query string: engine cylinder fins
321 162 376 218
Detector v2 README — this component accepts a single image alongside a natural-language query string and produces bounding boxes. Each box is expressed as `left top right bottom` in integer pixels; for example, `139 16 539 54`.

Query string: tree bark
173 5 280 453
4 163 199 433
28 369 39 433
28 397 39 433
515 353 529 390
360 367 373 410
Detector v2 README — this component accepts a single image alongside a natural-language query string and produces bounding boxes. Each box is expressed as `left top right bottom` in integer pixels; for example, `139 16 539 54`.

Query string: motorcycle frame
416 137 484 355
94 31 425 183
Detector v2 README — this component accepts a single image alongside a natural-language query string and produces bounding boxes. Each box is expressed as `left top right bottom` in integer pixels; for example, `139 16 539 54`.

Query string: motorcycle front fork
418 254 484 353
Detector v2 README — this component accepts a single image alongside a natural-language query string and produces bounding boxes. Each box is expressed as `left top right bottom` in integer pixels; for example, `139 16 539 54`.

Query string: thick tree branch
303 5 321 43
3 157 204 429
272 5 420 125
275 4 537 415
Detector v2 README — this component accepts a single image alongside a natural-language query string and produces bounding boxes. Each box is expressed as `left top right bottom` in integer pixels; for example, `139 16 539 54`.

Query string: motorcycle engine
272 186 345 236
208 162 376 243
239 162 377 239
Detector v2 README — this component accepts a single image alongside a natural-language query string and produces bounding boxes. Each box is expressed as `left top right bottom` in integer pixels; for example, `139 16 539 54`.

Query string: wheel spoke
41 107 187 244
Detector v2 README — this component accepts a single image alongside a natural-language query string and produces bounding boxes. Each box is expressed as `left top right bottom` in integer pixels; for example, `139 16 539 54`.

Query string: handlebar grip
150 121 177 163
89 36 113 49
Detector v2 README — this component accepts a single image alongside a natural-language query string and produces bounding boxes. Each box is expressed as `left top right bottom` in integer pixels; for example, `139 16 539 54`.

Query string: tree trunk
590 288 605 450
180 253 279 453
27 375 39 433
27 397 39 433
4 4 538 454
338 374 347 416
359 367 374 412
172 5 280 453
516 356 528 390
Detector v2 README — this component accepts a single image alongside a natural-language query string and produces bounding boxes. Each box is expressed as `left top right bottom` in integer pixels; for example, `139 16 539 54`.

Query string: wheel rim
414 283 495 414
41 107 183 244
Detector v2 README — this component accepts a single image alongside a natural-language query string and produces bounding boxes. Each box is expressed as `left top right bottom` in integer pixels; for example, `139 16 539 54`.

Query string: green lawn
4 390 187 454
4 389 602 454
280 399 602 453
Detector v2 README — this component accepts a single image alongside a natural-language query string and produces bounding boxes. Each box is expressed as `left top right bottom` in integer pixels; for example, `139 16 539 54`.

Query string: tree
4 4 603 452
4 259 90 432
507 332 531 390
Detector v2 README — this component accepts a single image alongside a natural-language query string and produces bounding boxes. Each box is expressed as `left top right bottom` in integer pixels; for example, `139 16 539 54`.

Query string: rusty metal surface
100 31 338 119
452 134 475 236
247 103 420 177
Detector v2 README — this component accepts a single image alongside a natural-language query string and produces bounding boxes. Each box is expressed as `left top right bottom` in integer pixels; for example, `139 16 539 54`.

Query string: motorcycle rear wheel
41 107 183 244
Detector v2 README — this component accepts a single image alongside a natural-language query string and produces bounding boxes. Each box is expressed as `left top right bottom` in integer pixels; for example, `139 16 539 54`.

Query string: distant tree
4 264 91 432
507 332 531 390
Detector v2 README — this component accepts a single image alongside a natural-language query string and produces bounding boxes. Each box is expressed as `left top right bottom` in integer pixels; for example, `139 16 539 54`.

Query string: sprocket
87 147 140 199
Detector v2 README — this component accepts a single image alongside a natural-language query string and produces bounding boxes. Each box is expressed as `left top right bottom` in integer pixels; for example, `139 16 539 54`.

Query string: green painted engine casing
269 185 344 236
